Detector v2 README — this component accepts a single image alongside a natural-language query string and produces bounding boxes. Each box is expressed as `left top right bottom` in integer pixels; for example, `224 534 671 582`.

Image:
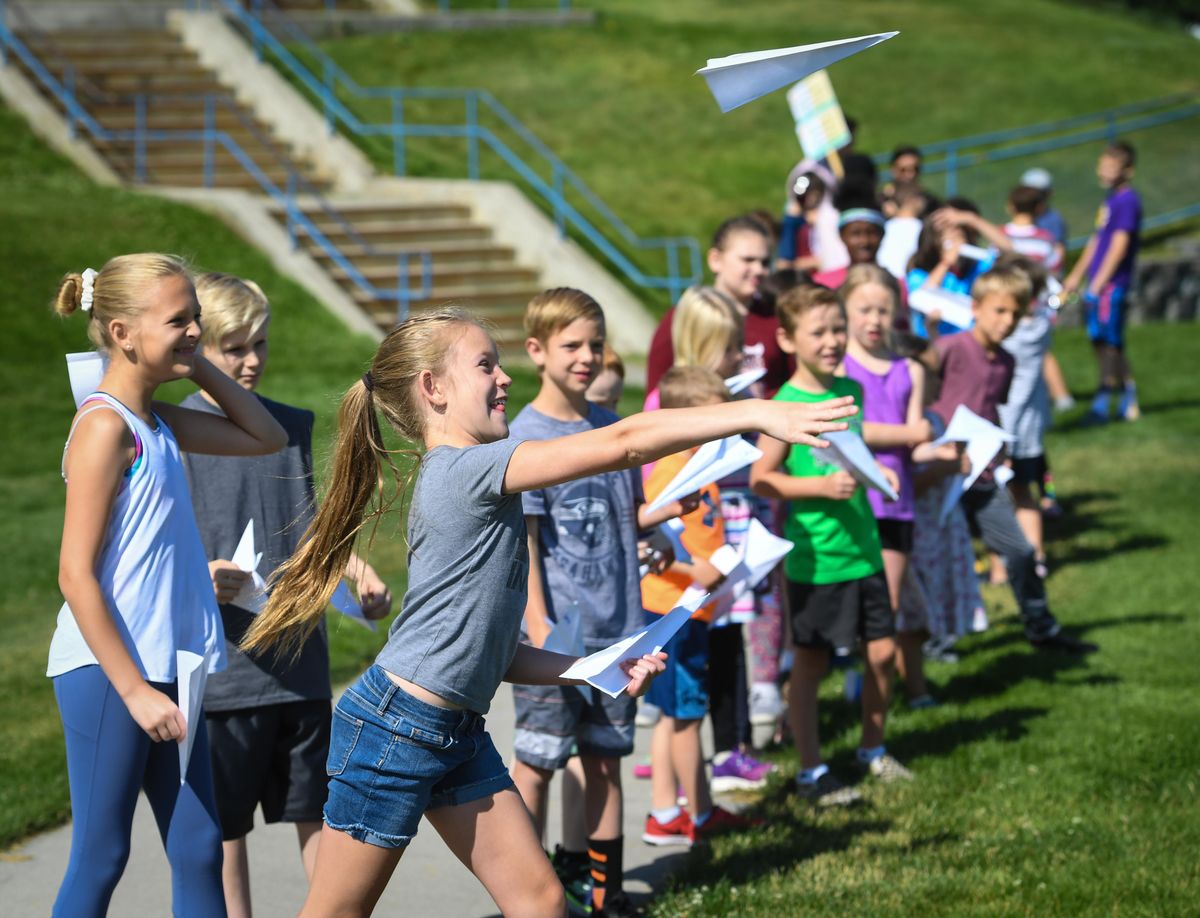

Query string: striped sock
588 835 623 911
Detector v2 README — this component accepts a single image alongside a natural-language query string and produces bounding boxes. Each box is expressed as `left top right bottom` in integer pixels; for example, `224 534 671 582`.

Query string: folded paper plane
645 436 763 514
697 32 898 112
824 429 899 500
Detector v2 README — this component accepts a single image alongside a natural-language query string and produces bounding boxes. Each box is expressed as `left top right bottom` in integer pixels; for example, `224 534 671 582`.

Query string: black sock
588 835 624 910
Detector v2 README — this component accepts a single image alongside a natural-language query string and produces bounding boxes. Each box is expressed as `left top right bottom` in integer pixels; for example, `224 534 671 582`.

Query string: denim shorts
323 665 513 849
645 616 710 721
512 682 636 770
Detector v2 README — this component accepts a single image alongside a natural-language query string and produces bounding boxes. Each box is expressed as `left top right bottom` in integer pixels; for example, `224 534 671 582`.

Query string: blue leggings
53 665 226 918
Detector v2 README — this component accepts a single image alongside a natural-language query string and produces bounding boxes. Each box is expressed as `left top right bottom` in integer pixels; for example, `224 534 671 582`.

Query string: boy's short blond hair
658 366 730 410
194 272 270 347
776 285 842 336
971 265 1034 311
524 287 605 342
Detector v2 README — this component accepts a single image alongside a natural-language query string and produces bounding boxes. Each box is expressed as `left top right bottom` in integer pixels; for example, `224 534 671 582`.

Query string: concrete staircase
11 21 542 347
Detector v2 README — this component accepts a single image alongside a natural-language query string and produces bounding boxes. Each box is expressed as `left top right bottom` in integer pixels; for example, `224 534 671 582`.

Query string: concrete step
294 221 493 245
307 242 519 268
271 201 474 223
351 284 538 318
364 301 531 339
93 110 275 133
117 166 330 192
327 262 539 289
44 61 213 81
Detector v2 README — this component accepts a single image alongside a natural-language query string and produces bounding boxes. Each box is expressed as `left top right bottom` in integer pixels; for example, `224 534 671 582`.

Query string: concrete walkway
0 686 700 916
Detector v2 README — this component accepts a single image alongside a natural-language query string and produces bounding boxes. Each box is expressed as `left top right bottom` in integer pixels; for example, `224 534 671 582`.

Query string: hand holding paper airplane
934 406 1016 523
230 520 268 614
823 430 899 500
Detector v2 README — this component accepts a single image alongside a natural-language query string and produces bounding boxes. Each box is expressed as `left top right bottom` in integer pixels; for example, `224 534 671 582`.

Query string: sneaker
710 750 775 792
634 703 661 728
1031 632 1098 653
550 845 592 915
908 694 939 710
750 682 784 725
693 804 760 841
861 753 914 783
631 759 652 780
593 890 643 918
796 771 863 808
971 607 990 633
642 810 694 846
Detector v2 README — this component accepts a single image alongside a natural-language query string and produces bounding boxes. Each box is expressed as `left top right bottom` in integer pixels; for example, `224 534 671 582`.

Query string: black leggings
707 624 750 753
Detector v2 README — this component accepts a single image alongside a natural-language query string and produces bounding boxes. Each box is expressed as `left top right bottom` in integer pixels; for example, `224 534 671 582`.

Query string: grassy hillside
309 0 1200 298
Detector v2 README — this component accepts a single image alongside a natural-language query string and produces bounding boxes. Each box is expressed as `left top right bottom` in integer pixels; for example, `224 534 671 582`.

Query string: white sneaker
749 682 783 725
972 607 990 633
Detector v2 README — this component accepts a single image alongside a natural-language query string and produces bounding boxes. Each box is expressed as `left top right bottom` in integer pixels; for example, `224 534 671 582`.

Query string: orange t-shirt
640 449 726 622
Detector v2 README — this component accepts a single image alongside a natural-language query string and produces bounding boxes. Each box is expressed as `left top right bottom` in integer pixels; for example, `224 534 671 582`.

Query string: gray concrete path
0 686 702 916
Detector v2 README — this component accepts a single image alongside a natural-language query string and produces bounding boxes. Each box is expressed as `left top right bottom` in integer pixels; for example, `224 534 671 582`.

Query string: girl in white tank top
48 255 288 917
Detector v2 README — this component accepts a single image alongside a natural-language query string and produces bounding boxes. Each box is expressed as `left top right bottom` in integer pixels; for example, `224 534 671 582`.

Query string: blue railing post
251 0 263 60
552 164 565 238
203 93 216 187
286 172 298 249
134 92 147 183
391 93 406 175
64 63 76 138
322 58 335 135
666 243 680 303
944 145 958 198
466 92 479 180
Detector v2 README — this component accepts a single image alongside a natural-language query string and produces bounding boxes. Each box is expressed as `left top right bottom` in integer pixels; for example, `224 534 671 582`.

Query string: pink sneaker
632 759 652 780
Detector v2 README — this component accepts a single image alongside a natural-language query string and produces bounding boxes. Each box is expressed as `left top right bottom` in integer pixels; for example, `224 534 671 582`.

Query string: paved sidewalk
0 686 700 916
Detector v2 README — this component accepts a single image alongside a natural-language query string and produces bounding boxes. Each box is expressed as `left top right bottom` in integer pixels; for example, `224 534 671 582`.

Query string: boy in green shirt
751 286 910 807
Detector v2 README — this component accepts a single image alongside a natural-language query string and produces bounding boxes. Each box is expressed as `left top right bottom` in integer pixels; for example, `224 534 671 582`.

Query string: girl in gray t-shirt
238 307 856 916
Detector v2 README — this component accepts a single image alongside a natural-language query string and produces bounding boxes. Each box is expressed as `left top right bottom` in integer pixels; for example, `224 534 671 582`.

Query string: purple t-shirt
931 332 1014 489
1088 186 1141 289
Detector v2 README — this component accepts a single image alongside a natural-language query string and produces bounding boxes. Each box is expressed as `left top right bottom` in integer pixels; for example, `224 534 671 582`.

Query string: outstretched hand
620 652 668 699
763 396 858 449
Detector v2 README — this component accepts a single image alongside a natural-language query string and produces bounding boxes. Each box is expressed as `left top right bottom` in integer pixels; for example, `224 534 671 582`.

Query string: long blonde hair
53 254 191 351
242 307 485 659
671 286 741 372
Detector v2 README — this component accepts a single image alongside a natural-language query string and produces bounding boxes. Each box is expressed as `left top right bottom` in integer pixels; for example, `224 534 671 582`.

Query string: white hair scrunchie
80 268 98 313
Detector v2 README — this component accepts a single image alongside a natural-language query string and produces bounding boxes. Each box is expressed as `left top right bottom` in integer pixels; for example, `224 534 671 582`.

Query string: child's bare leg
560 756 588 853
221 837 251 918
1043 351 1070 403
882 548 926 697
427 787 566 918
860 636 896 750
671 719 712 818
649 718 678 812
511 759 554 840
297 820 322 883
580 755 622 838
1010 481 1043 559
297 824 405 918
788 647 829 769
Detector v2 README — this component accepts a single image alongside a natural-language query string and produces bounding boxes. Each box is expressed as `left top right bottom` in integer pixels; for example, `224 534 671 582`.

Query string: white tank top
47 393 226 682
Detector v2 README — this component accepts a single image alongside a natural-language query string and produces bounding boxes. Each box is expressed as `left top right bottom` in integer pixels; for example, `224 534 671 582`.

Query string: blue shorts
323 665 513 849
513 681 636 770
645 615 709 721
1085 283 1128 348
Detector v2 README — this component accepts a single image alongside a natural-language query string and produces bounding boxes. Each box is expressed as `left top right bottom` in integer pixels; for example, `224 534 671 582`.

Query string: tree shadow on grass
886 705 1049 763
1053 532 1169 567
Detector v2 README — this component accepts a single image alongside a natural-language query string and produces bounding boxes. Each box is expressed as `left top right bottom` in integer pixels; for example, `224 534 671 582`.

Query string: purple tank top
843 353 915 522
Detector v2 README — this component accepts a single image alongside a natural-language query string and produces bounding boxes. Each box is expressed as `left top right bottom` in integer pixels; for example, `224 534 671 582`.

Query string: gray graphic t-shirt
509 404 644 651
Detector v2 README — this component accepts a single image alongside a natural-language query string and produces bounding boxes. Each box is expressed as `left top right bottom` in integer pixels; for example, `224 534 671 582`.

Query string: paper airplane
330 581 377 632
684 519 793 614
645 436 763 514
909 286 974 331
560 591 709 698
697 32 898 113
934 406 1016 523
823 429 899 500
176 648 210 786
66 351 108 407
725 367 766 395
230 519 267 614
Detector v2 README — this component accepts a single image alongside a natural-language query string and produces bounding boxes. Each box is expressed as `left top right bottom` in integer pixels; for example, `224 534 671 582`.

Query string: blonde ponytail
242 307 485 659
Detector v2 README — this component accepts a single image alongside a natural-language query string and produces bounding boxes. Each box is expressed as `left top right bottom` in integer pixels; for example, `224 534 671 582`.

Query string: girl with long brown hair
242 307 857 916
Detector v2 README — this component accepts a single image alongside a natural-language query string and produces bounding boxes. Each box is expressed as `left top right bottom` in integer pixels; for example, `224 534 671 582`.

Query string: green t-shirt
775 378 884 585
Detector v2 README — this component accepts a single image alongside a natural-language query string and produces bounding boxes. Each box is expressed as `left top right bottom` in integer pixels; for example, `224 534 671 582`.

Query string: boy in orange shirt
641 367 754 847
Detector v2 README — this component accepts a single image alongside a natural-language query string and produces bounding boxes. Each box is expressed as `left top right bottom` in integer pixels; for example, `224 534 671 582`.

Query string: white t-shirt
878 216 923 280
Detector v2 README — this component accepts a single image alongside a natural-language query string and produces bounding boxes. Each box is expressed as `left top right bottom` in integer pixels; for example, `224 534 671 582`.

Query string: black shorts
206 699 332 840
876 518 914 553
788 571 895 653
1010 455 1047 487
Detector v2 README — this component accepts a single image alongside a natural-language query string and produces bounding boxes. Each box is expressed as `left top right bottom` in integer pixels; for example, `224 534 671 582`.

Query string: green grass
648 327 1200 916
300 0 1200 302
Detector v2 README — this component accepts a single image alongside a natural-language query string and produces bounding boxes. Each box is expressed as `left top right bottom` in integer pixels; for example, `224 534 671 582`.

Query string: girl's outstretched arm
154 356 287 456
504 643 667 699
59 412 188 743
503 397 856 495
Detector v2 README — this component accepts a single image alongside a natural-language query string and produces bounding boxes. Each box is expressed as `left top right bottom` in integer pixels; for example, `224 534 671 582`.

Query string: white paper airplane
645 436 763 514
683 519 793 614
909 286 975 331
66 351 108 407
176 648 210 786
697 32 898 112
934 406 1016 523
725 367 767 395
560 591 709 698
823 429 899 500
230 519 267 614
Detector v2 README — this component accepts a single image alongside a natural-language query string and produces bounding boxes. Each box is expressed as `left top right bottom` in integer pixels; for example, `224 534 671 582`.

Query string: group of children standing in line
45 137 1139 918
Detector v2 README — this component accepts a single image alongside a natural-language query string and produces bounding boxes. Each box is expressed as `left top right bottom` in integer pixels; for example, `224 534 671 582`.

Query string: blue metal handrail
214 0 700 301
0 13 431 323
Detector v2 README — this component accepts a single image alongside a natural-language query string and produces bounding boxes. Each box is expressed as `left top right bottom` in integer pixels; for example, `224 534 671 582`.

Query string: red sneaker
641 810 695 847
693 805 759 842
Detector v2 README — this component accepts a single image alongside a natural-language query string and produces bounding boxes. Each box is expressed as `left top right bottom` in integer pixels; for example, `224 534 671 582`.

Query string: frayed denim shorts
323 665 513 848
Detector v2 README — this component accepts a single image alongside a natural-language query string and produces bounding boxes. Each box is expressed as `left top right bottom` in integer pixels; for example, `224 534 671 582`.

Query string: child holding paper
181 273 392 918
641 367 756 845
240 308 854 916
931 267 1096 653
508 288 693 917
751 285 910 806
839 264 936 706
48 254 288 916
